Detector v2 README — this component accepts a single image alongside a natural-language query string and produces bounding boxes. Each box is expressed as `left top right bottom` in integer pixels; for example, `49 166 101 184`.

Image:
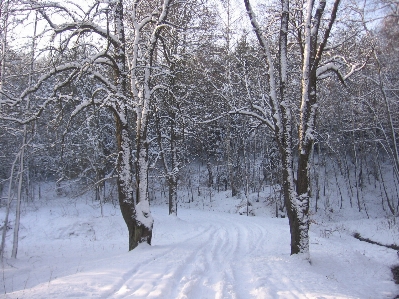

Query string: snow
136 200 154 229
0 183 398 298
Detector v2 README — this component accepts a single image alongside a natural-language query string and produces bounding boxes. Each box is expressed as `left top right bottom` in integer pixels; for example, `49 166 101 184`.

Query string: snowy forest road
3 205 398 299
102 212 278 299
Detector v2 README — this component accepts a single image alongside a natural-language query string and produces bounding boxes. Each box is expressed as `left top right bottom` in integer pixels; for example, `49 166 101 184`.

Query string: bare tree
241 0 365 256
0 0 172 251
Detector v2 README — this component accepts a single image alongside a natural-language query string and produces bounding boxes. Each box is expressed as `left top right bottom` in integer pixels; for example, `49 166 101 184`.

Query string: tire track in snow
146 224 220 298
103 224 216 299
108 225 222 298
244 223 308 298
6 205 396 299
172 213 270 299
173 222 237 299
228 215 267 298
100 211 299 299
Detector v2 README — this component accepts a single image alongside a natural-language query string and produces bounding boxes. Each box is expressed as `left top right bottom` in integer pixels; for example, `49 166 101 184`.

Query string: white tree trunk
1 155 18 260
11 11 37 259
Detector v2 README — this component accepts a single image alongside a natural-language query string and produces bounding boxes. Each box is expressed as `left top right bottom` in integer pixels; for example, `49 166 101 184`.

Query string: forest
0 0 398 297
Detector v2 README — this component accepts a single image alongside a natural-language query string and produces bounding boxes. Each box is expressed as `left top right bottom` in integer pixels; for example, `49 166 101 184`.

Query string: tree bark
116 116 152 250
114 0 153 250
168 176 178 215
244 0 340 257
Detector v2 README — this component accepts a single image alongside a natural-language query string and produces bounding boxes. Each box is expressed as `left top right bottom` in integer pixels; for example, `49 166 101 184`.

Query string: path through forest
1 200 398 298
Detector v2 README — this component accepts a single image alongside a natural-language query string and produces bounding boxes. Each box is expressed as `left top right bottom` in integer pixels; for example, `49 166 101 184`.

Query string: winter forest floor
0 181 399 298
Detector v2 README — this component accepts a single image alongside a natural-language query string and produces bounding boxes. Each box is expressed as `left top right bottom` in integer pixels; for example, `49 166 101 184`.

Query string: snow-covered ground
0 183 398 298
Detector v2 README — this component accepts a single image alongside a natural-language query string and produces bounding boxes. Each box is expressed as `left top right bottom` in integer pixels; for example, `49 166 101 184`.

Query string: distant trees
342 1 399 215
153 0 217 215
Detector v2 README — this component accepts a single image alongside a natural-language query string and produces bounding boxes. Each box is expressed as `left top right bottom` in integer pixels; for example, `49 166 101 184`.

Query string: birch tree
0 0 38 258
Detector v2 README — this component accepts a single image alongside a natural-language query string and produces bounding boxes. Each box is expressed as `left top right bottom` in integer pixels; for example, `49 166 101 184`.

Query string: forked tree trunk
279 103 310 256
244 0 341 257
114 0 171 250
116 117 152 250
113 0 154 250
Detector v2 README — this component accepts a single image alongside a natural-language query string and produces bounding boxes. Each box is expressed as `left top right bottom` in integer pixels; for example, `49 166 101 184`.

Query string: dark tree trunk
168 176 178 215
207 160 213 188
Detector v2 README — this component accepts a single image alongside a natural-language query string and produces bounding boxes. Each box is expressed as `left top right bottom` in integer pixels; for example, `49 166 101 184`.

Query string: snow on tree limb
243 0 280 129
33 1 120 47
311 0 341 73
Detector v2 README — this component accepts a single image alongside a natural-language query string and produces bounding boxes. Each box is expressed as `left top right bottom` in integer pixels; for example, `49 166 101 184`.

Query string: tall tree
242 0 364 256
0 0 172 251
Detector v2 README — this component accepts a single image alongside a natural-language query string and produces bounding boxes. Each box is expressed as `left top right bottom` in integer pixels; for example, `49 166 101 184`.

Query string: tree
0 0 40 259
343 2 399 215
0 0 173 251
151 0 209 215
241 0 365 256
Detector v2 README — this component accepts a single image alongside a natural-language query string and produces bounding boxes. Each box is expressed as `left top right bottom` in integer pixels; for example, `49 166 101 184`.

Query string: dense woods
0 0 398 259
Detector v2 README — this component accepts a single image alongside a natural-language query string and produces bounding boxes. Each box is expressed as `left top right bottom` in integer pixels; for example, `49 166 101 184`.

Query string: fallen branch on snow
353 232 399 251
